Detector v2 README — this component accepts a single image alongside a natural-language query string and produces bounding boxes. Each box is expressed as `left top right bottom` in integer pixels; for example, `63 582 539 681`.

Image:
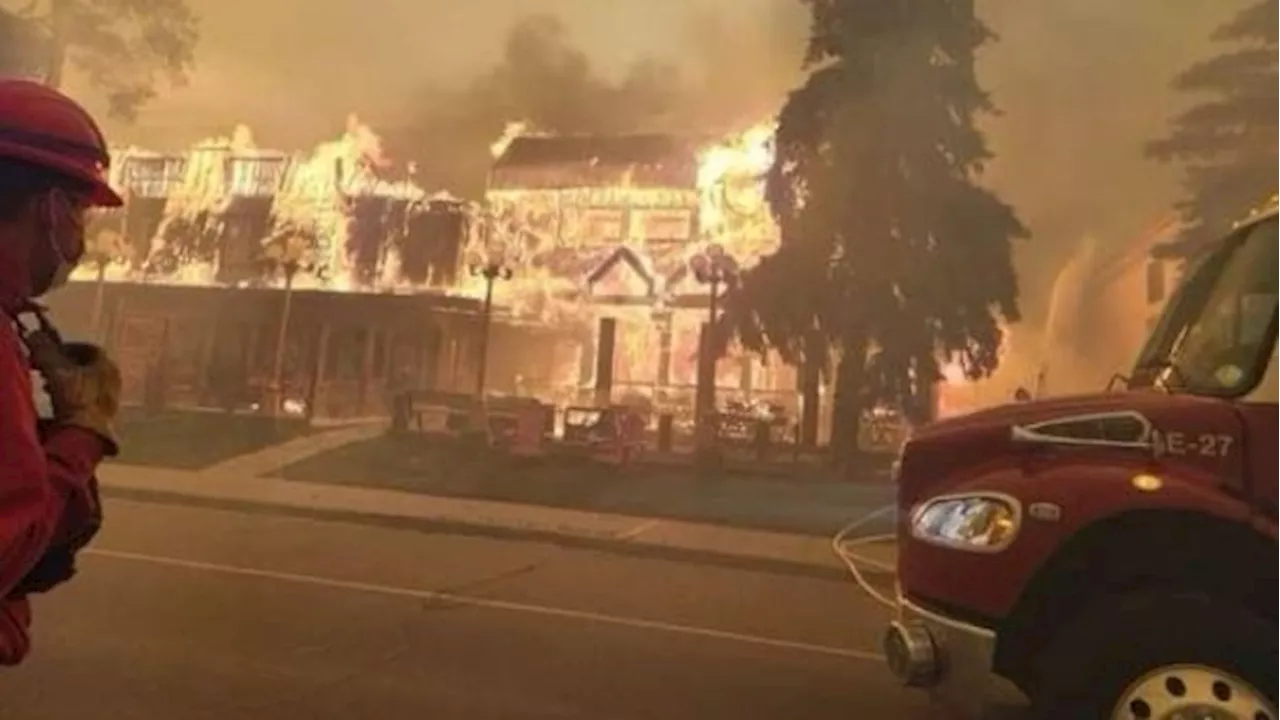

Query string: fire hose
831 504 899 611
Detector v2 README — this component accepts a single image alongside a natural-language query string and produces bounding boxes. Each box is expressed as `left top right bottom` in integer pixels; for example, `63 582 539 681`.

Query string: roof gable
586 245 655 300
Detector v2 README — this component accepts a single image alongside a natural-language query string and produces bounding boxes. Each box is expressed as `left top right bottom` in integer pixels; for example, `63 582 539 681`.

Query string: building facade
52 139 490 419
45 281 486 419
479 132 803 424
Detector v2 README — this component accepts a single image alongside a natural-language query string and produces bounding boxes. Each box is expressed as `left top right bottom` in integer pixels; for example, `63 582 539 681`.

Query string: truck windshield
1132 214 1278 397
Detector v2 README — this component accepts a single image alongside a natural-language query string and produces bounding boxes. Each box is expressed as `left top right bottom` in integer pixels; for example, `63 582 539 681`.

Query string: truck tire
1031 591 1277 720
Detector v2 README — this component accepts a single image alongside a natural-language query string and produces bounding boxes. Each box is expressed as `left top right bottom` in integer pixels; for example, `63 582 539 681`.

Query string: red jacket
0 299 106 665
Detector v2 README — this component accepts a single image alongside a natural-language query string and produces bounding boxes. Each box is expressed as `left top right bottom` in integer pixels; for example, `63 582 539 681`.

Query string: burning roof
465 122 781 320
490 133 705 191
494 134 702 168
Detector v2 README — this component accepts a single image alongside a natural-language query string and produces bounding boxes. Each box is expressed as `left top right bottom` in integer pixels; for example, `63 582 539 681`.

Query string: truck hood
898 390 1246 506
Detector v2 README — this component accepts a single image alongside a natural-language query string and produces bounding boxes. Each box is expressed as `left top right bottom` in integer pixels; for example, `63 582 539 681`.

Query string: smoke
976 0 1247 318
49 0 1247 391
0 8 44 77
378 7 807 198
973 0 1249 394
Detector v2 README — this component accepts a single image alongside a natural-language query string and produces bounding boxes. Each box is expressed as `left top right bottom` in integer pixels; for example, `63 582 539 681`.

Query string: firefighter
0 79 124 665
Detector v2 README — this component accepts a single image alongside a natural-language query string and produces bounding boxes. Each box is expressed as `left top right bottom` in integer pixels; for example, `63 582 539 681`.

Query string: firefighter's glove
39 343 123 457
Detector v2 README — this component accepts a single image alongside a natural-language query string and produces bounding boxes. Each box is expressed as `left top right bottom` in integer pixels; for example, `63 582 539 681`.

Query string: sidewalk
96 463 897 576
202 423 383 478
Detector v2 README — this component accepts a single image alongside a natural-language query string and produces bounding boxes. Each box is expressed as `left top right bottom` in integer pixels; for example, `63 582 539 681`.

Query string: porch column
197 312 219 405
357 328 378 416
434 317 461 392
245 321 262 392
420 324 439 390
306 322 331 422
577 324 596 394
655 311 673 389
594 317 616 407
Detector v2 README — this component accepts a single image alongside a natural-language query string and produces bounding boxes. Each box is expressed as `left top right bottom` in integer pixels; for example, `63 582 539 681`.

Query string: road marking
85 548 883 663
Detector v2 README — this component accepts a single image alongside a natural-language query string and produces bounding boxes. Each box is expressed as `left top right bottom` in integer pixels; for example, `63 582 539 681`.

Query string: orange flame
82 116 438 291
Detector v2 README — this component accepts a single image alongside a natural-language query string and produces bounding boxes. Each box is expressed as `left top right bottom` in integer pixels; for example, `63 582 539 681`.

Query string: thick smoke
975 0 1250 394
379 7 807 198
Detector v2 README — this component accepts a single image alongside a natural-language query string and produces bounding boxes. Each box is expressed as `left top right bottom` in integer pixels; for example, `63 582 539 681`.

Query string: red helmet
0 79 123 207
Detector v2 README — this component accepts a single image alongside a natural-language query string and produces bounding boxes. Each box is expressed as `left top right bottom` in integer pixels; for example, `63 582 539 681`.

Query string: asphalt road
0 498 934 720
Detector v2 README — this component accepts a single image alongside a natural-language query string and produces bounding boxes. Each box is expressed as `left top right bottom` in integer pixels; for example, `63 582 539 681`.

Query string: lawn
273 434 894 536
109 407 314 470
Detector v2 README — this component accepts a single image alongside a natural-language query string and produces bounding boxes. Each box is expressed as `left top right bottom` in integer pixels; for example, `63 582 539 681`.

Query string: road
0 497 933 720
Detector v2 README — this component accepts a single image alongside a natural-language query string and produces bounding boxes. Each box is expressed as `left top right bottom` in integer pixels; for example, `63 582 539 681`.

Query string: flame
696 122 775 191
939 359 967 385
464 120 794 398
77 116 441 291
81 118 798 401
467 120 786 309
270 114 414 290
695 121 779 260
490 121 530 159
139 125 266 284
935 326 1018 418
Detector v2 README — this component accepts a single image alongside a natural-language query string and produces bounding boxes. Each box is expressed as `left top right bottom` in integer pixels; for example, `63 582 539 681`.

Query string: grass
110 407 314 470
273 434 896 536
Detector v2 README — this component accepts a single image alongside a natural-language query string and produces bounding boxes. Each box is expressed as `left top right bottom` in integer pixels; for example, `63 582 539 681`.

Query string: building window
1145 260 1166 304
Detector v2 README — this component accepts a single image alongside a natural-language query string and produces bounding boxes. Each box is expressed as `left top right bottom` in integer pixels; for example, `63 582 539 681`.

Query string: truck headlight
909 494 1020 552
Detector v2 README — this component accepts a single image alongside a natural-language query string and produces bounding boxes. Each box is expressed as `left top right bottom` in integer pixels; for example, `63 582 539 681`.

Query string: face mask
33 190 84 296
43 250 74 293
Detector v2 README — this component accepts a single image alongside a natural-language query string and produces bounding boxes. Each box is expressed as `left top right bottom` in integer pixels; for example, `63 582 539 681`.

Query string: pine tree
726 0 1026 463
1147 0 1278 253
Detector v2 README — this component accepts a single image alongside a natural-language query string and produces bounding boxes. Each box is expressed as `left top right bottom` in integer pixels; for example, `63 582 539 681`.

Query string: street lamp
470 251 514 398
84 227 133 343
689 243 740 324
688 243 740 468
265 235 311 420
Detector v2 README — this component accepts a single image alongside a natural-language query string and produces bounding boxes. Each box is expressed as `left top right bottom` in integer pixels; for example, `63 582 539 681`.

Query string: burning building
45 119 490 419
474 123 801 425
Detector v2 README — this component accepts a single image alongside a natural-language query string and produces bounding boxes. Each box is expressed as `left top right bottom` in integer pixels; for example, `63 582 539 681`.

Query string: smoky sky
60 0 798 146
48 0 1248 326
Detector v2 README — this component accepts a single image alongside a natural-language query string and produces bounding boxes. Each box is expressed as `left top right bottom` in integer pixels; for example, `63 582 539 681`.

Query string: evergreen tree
1147 0 1278 252
9 0 199 120
726 0 1026 462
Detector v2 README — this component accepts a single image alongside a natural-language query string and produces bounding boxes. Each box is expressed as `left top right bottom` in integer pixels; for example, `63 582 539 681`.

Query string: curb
101 485 894 584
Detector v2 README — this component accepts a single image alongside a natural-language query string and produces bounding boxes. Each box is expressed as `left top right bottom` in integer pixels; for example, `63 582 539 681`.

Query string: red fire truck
883 203 1277 718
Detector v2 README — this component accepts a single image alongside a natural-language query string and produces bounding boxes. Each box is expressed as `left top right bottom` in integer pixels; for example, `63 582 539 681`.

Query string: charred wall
400 200 468 286
43 281 488 418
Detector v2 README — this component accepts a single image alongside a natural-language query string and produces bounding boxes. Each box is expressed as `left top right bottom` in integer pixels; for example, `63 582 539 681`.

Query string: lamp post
85 227 131 343
689 244 740 467
470 252 513 399
266 236 309 420
689 243 739 329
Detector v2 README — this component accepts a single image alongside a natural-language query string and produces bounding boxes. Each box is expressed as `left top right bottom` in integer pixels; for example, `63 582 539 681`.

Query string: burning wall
476 123 786 400
478 124 779 299
81 117 476 293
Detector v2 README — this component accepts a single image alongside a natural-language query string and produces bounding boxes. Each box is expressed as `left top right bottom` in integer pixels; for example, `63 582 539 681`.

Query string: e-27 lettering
1150 430 1234 457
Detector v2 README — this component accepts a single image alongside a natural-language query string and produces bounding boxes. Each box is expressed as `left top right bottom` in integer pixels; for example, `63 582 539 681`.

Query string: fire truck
883 202 1277 719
